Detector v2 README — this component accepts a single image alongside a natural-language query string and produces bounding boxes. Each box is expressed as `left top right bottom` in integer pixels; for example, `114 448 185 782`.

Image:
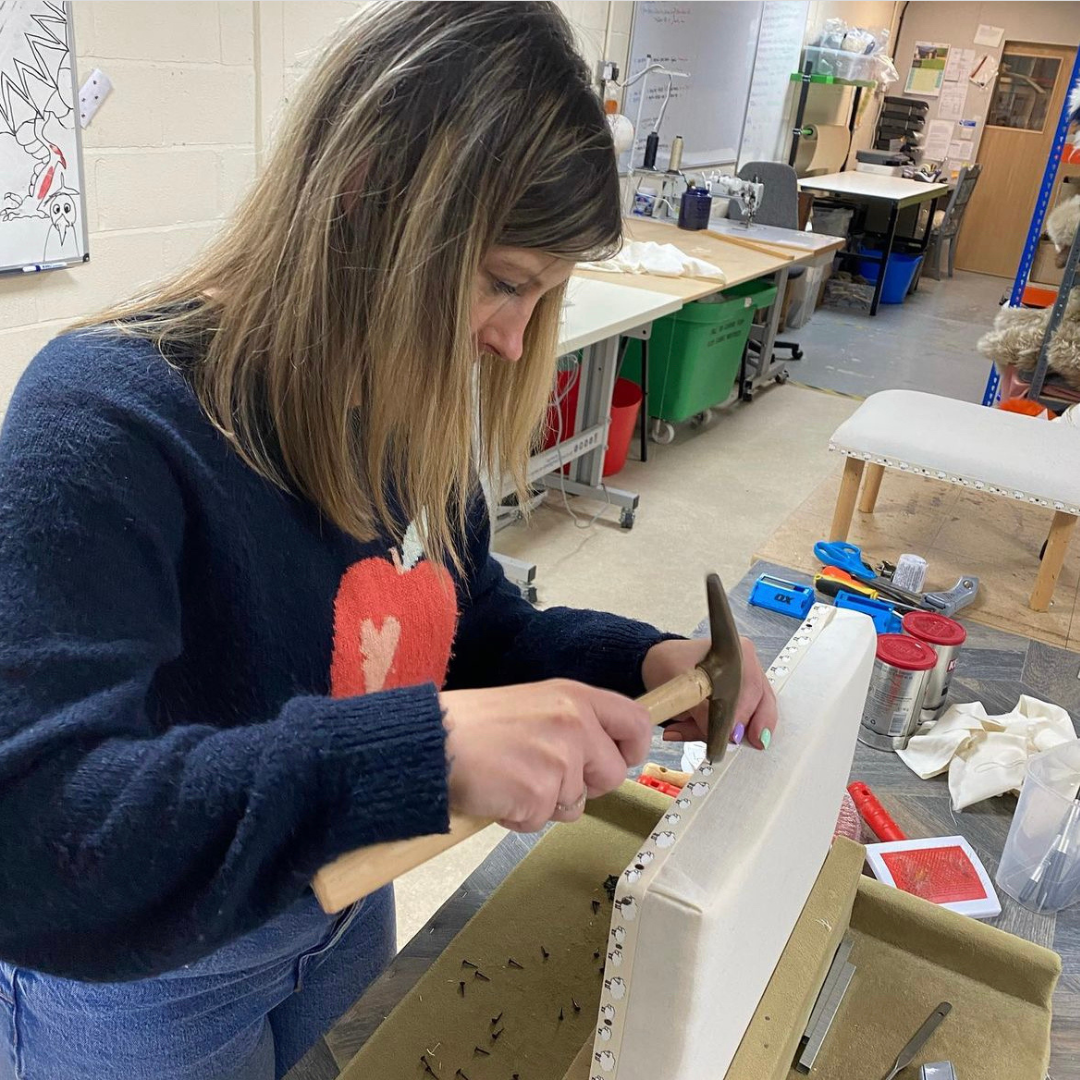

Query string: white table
798 172 949 316
492 277 683 598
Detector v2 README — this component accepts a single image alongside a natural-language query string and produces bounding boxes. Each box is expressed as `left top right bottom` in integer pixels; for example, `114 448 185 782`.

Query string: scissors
813 541 876 581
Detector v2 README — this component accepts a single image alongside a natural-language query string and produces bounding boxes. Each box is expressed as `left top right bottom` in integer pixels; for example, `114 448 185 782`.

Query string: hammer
311 573 742 913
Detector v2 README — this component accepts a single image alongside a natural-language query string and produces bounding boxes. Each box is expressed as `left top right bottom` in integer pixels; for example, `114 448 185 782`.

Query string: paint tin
858 634 937 752
902 611 966 723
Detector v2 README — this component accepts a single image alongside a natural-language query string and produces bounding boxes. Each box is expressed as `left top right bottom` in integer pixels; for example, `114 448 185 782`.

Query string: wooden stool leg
830 458 865 542
1030 511 1077 612
858 463 885 514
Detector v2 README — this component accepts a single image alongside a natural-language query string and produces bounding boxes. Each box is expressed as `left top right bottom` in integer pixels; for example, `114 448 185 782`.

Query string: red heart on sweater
330 551 458 698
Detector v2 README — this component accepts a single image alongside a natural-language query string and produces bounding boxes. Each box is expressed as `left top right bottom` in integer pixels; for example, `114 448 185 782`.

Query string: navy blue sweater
0 332 670 982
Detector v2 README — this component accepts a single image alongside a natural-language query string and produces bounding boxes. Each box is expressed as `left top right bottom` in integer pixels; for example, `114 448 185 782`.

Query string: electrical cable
548 355 612 530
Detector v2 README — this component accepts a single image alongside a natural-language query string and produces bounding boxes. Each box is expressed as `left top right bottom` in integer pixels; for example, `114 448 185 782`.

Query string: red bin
603 378 642 477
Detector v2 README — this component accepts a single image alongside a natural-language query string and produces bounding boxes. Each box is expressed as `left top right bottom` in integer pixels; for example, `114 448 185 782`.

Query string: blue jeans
0 886 394 1080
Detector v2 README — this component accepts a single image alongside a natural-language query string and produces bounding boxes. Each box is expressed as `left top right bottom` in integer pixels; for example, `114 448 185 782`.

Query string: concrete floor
790 269 1007 403
393 269 1008 949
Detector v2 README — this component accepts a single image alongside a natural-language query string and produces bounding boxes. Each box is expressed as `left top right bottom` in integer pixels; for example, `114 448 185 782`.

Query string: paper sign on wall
969 54 998 89
938 84 968 122
906 41 950 97
974 24 1004 48
947 139 974 163
922 119 953 162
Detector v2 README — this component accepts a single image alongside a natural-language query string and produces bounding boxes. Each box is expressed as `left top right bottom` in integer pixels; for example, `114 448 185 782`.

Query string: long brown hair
76 1 621 569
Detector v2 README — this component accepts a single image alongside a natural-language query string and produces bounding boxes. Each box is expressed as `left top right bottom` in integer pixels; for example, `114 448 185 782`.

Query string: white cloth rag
579 240 727 283
896 695 1077 811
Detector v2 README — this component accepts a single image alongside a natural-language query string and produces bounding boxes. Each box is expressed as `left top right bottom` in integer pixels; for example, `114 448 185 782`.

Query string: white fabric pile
579 240 727 283
897 696 1077 811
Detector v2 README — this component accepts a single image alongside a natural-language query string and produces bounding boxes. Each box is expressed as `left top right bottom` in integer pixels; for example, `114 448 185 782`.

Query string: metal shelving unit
1021 221 1080 408
981 49 1080 406
787 63 875 170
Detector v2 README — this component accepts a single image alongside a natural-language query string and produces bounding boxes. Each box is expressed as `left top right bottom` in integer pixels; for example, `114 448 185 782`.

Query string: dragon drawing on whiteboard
0 0 81 263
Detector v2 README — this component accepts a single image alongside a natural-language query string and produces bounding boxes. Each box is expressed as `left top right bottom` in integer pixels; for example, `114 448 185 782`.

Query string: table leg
911 195 941 294
870 201 899 317
640 336 649 464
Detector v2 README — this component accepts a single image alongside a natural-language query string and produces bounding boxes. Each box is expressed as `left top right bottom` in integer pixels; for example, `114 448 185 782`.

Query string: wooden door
954 42 1076 277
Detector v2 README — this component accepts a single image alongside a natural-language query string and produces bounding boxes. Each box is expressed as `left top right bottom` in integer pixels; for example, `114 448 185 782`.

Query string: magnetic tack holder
749 574 815 618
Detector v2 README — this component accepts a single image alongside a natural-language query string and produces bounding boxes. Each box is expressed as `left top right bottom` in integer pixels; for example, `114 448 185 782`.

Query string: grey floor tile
791 270 1008 402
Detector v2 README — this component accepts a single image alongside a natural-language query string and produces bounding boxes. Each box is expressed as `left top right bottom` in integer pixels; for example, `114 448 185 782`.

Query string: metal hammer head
700 573 743 762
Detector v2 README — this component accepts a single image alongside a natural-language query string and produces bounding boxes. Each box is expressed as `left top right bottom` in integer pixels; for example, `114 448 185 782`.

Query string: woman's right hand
439 679 653 833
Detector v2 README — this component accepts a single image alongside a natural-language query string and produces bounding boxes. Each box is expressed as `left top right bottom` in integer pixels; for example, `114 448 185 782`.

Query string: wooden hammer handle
310 668 714 913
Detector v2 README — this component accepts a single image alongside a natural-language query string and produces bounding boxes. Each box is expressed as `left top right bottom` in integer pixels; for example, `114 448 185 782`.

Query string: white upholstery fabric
829 390 1080 515
595 607 876 1080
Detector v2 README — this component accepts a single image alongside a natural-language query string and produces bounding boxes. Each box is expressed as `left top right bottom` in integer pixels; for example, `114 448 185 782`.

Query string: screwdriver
814 571 920 613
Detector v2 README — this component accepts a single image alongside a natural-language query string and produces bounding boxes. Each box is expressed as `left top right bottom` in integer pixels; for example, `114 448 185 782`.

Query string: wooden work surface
573 216 796 301
756 466 1080 652
287 563 1080 1080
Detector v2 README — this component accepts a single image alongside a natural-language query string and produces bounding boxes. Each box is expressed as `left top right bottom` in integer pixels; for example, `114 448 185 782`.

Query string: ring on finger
555 788 588 814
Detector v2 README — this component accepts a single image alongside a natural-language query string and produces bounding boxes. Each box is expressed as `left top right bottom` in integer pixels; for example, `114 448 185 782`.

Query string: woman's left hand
641 637 777 750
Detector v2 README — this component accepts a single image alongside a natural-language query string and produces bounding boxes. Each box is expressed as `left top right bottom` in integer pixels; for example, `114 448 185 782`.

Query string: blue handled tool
834 592 903 634
749 574 815 618
813 541 875 581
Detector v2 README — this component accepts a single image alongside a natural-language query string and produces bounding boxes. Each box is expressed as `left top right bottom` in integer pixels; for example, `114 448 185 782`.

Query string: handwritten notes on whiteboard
740 1 810 167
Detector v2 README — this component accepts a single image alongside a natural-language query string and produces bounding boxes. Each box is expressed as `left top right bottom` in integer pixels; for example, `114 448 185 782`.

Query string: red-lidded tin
859 634 937 752
902 611 966 723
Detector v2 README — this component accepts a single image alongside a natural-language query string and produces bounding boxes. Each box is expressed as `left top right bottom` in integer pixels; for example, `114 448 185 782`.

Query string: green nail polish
761 729 772 750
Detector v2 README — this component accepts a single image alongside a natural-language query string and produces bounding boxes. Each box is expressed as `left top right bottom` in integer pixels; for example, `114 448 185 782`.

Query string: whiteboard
622 1 808 171
0 1 88 275
740 1 810 168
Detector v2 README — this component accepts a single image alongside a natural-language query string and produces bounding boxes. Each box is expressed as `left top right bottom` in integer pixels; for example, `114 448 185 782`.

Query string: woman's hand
439 680 653 833
642 637 777 750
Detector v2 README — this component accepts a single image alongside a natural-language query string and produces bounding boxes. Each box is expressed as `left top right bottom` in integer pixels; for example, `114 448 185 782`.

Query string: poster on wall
0 1 88 275
905 41 951 97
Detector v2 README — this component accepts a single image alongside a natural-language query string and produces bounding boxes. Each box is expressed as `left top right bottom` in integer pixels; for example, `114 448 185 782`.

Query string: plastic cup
996 741 1080 914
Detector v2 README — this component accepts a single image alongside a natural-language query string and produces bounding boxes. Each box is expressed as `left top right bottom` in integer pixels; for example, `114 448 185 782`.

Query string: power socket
79 68 113 129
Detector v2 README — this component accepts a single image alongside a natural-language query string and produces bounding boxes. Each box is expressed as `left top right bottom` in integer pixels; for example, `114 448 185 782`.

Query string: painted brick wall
0 1 625 410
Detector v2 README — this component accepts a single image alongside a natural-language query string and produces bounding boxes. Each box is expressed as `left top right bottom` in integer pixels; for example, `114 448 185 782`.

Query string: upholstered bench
828 389 1080 612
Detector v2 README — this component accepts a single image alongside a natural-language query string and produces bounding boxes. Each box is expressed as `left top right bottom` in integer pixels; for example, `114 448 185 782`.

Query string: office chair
733 160 805 363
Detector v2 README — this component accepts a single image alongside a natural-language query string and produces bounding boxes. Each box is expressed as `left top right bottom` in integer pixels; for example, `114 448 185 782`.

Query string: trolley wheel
791 347 804 361
619 508 636 531
775 368 790 385
739 381 754 403
690 409 713 428
522 585 538 605
650 420 675 445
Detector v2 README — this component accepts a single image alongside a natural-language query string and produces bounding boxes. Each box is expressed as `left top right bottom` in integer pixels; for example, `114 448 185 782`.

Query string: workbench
798 172 948 316
490 276 682 600
287 559 1080 1080
583 217 843 404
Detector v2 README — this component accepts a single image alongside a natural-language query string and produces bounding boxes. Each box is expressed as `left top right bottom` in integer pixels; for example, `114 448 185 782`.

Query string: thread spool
642 131 659 169
668 135 684 172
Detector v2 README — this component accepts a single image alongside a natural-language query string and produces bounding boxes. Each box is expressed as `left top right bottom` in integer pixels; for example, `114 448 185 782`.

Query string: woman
0 4 774 1077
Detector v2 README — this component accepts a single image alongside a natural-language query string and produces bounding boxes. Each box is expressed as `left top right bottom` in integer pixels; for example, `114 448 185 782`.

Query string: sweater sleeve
445 494 680 697
0 368 449 982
